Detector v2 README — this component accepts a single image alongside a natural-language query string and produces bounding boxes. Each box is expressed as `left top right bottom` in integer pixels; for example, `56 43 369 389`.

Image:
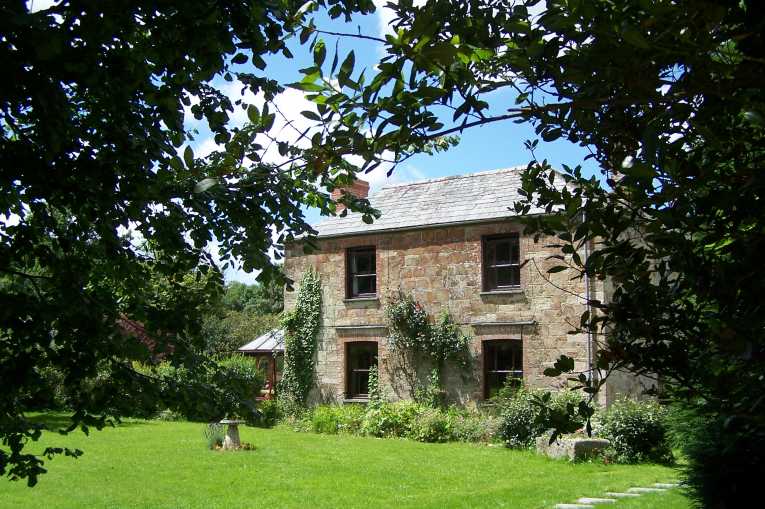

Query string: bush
23 365 68 410
132 355 264 422
666 405 764 508
497 388 545 448
299 402 500 444
361 401 422 438
410 408 454 442
596 399 673 464
310 405 366 434
450 409 501 443
255 399 281 428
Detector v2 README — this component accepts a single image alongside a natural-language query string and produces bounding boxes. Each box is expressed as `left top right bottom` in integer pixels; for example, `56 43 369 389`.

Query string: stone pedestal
220 419 245 450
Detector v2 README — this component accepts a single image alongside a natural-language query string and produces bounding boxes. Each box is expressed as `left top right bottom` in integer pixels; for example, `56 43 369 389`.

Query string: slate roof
238 329 284 353
313 166 560 238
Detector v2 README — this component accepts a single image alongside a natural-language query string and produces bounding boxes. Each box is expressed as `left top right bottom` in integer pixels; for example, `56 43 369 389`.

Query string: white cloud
373 0 427 38
26 0 59 13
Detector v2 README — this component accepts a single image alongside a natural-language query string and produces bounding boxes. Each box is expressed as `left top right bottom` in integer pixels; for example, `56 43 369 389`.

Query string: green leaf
621 161 655 178
301 110 322 121
247 105 260 124
547 265 567 273
552 355 575 373
183 145 194 168
287 82 325 92
313 40 326 67
621 26 650 49
231 53 248 65
338 50 355 86
251 54 266 70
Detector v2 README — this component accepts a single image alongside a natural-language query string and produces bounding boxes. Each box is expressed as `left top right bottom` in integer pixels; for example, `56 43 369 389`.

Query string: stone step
555 505 594 509
577 497 616 504
654 483 680 488
604 492 640 498
628 487 667 493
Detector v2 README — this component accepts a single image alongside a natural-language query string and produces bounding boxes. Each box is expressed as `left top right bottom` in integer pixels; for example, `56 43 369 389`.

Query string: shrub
361 401 421 438
23 365 68 410
665 405 763 508
497 388 545 448
451 410 501 443
596 399 673 464
549 389 587 430
155 409 184 421
304 404 367 434
132 356 264 422
310 405 342 434
255 399 281 428
410 408 454 442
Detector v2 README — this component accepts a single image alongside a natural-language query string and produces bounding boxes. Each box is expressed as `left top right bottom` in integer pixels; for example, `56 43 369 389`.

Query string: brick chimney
331 178 370 213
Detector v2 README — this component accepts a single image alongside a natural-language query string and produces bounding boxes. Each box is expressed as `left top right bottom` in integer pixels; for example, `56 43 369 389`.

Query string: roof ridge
377 165 527 191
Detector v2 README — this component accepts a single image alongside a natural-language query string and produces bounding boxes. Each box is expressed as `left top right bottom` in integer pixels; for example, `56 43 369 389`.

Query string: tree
221 270 285 316
202 277 283 356
290 0 765 505
0 0 379 485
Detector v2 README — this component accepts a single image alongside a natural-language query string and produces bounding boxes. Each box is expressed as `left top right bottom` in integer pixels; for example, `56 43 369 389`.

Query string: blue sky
25 0 598 285
185 2 600 284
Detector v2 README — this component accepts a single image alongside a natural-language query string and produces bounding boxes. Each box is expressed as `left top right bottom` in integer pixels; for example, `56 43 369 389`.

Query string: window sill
343 398 369 405
480 289 524 296
343 296 379 303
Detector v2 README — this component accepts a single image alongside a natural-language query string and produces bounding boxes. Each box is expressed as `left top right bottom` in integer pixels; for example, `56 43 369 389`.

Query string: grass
0 415 691 509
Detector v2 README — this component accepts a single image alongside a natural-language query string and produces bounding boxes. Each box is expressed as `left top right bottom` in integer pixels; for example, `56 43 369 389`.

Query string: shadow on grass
26 412 156 432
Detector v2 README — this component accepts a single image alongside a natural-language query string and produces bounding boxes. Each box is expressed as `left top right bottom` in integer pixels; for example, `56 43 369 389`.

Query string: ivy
278 269 322 407
384 291 471 404
367 364 382 408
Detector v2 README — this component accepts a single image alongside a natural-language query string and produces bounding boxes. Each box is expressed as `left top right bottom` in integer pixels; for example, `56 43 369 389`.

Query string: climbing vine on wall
385 291 471 404
278 268 322 406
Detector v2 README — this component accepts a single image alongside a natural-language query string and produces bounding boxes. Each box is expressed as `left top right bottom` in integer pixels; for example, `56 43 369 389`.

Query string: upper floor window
346 246 376 298
482 234 521 291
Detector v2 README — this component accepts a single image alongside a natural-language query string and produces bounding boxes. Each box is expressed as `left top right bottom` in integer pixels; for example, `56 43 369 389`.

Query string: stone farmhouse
281 166 644 405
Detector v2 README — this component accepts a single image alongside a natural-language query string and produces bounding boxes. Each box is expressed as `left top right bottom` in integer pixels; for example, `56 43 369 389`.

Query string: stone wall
284 220 607 404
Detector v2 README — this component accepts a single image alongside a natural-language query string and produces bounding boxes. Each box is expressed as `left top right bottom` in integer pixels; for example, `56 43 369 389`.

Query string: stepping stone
577 498 616 504
605 492 640 498
628 487 667 493
655 483 680 488
555 505 594 509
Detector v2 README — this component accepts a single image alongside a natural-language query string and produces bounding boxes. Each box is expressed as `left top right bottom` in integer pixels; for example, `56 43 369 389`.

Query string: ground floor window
346 341 378 399
483 339 523 398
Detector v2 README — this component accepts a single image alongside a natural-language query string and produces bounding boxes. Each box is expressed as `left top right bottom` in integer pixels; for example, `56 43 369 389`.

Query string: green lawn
1 416 691 508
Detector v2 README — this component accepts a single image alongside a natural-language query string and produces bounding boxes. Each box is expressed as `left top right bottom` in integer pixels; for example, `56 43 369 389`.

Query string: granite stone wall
284 220 609 404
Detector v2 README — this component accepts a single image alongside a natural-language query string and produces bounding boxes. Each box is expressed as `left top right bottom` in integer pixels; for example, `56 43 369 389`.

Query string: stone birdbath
219 419 245 450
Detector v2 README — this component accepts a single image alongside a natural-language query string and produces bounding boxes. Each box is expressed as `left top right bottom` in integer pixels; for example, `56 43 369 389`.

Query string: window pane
356 252 373 274
351 371 370 396
487 372 507 398
485 340 523 399
348 248 376 297
495 343 513 370
353 274 376 295
494 240 511 264
347 342 378 398
496 266 520 287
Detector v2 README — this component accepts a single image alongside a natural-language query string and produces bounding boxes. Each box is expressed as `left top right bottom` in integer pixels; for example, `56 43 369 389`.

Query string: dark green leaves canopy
0 0 377 485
